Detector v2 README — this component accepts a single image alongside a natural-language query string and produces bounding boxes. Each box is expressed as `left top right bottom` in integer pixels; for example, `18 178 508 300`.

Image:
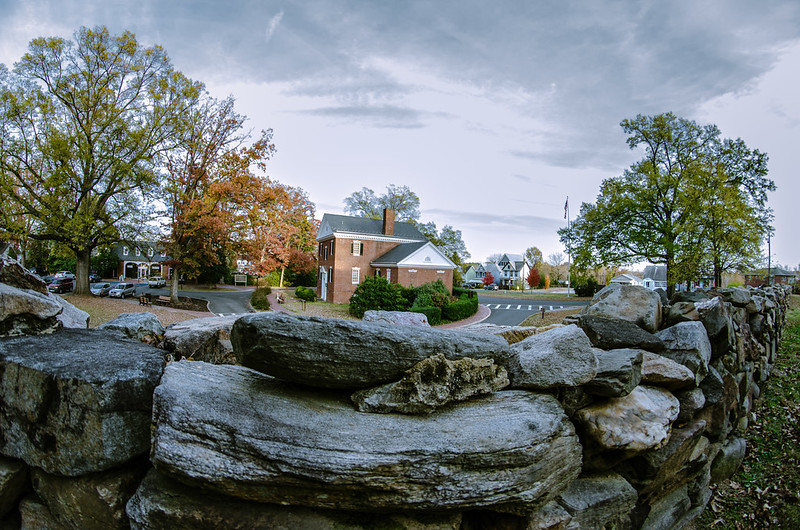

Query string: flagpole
565 196 571 297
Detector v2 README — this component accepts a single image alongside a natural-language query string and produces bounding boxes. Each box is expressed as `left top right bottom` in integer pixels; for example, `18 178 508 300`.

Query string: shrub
452 286 470 298
442 295 479 322
411 306 442 326
251 287 272 310
349 276 410 318
573 276 600 297
412 279 451 309
294 286 316 302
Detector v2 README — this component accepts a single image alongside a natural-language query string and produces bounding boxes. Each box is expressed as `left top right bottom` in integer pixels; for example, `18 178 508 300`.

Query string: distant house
315 209 456 304
642 265 668 291
497 253 530 289
115 243 170 280
744 267 798 287
474 261 502 287
462 265 479 285
609 273 643 286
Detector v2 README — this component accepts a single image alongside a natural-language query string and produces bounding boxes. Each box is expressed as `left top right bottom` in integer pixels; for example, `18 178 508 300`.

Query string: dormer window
135 248 141 256
123 246 129 256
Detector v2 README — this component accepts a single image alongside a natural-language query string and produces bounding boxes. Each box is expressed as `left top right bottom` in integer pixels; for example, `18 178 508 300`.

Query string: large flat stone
0 329 164 475
127 469 463 530
581 284 663 333
151 361 582 512
231 312 512 389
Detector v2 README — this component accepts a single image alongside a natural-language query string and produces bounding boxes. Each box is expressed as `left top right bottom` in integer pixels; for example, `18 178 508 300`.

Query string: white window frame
386 269 391 282
351 267 360 284
135 248 141 257
123 246 129 256
351 240 362 256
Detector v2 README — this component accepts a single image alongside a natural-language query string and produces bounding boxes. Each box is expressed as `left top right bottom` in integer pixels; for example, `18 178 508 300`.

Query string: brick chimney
382 208 395 236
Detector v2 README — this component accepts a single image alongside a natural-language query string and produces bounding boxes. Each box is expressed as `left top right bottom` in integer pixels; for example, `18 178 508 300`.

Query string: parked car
47 278 74 293
54 271 75 280
90 282 113 296
148 276 166 288
484 284 498 290
89 273 102 283
108 283 137 298
38 274 55 285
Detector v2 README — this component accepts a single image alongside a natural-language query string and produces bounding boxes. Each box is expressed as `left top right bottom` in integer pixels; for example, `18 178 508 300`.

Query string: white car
148 276 166 288
108 283 137 298
54 271 76 280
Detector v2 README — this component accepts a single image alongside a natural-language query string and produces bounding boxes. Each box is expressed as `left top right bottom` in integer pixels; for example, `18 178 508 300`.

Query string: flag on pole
564 197 568 219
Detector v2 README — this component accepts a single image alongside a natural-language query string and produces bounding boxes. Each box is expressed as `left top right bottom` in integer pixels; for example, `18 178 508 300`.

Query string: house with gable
315 209 456 304
497 253 529 289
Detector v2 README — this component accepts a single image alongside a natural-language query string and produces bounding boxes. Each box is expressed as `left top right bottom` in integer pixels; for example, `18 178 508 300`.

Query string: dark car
47 278 74 294
89 273 102 283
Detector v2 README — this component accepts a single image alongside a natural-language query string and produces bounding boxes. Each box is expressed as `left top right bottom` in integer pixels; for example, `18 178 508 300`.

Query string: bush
251 287 272 310
442 295 479 322
294 286 316 302
412 279 451 309
573 276 601 297
349 276 410 318
411 306 442 326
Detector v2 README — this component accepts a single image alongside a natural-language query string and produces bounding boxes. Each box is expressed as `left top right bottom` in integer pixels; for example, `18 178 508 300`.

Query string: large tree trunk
170 268 181 305
74 248 92 295
279 267 285 288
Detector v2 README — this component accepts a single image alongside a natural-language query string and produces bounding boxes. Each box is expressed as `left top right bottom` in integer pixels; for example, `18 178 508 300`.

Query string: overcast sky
2 0 799 270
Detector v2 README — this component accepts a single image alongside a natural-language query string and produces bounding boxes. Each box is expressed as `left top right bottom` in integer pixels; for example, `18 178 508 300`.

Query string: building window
351 267 360 284
351 240 362 256
386 269 391 282
329 267 333 283
135 248 141 256
160 250 166 257
123 246 129 256
375 268 381 277
148 248 154 257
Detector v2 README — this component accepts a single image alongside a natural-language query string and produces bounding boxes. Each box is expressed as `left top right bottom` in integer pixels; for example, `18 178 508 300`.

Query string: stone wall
0 256 792 529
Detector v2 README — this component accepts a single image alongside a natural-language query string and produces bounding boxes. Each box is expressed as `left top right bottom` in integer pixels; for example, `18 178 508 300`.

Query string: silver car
108 282 136 299
90 282 113 296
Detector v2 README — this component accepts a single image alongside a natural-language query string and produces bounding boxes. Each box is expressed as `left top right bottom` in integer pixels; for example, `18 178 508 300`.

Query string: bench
156 295 171 305
139 296 151 307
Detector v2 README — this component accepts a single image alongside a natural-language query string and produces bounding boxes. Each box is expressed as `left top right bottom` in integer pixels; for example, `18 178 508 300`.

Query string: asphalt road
477 293 589 326
124 282 255 316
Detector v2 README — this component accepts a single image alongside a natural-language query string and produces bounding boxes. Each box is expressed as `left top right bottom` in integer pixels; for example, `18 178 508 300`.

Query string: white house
609 273 643 286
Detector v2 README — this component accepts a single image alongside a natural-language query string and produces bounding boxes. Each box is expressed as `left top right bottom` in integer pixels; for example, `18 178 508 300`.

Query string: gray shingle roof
320 214 427 241
371 241 429 265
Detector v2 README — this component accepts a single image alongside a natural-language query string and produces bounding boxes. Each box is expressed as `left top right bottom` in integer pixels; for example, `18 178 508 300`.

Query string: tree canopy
0 26 201 293
559 113 773 294
343 184 420 222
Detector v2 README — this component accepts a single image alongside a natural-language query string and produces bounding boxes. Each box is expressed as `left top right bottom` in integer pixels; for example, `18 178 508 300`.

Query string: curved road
477 293 589 326
131 283 255 316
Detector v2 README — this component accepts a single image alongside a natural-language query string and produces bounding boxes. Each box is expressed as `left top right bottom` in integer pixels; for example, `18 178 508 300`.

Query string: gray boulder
574 386 680 453
0 256 48 294
19 495 66 530
656 321 713 385
581 284 663 333
31 463 146 529
557 473 637 530
675 387 706 424
578 315 665 352
0 329 164 475
710 436 747 483
363 310 430 326
695 297 736 360
664 301 700 327
0 282 62 337
52 294 90 329
127 469 464 530
151 361 582 512
640 352 697 391
98 312 165 342
231 312 512 389
505 325 597 390
351 353 509 414
583 348 643 398
163 315 239 364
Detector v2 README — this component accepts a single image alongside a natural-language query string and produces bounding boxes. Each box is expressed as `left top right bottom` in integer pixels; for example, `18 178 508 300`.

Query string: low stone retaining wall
0 256 792 528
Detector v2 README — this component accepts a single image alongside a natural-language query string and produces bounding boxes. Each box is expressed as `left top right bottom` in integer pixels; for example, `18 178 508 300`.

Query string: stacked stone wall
0 256 792 529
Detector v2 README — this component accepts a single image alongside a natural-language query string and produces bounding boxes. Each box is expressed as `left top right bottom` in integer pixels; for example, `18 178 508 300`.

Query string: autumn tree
483 271 495 287
559 113 773 296
0 27 200 293
524 247 544 269
343 184 421 222
234 176 318 287
527 268 540 290
159 94 262 302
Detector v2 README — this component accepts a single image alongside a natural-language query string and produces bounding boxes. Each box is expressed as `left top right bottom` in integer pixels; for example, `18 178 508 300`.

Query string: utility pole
565 197 571 297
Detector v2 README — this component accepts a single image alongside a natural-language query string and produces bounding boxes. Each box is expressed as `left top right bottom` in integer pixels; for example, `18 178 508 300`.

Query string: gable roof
642 265 667 282
371 241 456 269
317 213 427 241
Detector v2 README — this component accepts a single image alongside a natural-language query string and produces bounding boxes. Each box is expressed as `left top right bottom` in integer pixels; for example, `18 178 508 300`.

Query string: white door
319 267 327 301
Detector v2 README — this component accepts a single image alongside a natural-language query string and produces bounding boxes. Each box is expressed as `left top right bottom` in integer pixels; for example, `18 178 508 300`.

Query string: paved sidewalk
436 303 491 329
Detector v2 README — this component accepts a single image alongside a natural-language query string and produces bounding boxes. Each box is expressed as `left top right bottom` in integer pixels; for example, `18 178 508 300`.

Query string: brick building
316 209 456 304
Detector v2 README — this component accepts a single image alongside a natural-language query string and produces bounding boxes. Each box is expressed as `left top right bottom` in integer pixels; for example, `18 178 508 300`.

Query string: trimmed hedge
411 306 442 326
442 295 479 322
349 276 410 318
251 287 272 310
